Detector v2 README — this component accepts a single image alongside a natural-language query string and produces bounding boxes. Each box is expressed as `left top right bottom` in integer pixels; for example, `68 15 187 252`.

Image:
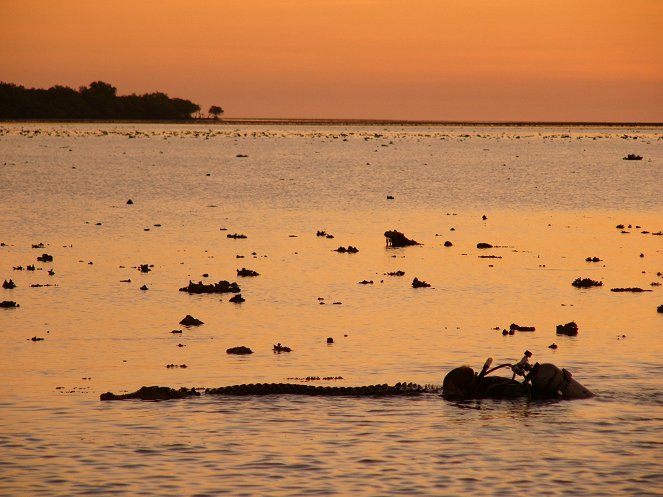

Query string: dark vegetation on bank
0 81 213 120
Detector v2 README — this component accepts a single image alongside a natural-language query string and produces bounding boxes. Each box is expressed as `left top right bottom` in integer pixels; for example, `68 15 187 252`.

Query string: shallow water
1 123 662 496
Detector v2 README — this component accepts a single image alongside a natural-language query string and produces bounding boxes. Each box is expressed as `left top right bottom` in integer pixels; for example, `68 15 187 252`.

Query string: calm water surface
1 123 662 496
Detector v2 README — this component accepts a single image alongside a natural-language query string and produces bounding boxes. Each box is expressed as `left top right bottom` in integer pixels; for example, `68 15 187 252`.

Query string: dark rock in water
657 305 663 313
556 321 579 336
623 154 642 160
273 343 292 353
237 268 259 277
227 233 247 239
572 277 603 288
0 300 19 308
139 285 148 291
100 386 199 401
476 242 493 249
227 346 253 355
179 315 204 326
2 279 16 289
179 280 241 294
126 199 134 204
412 277 431 288
510 323 536 332
610 287 651 292
335 246 359 253
37 253 53 262
384 230 419 247
327 337 334 344
229 293 245 303
444 241 453 247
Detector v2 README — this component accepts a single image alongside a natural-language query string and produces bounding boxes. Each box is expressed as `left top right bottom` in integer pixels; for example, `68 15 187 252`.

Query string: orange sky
1 0 662 121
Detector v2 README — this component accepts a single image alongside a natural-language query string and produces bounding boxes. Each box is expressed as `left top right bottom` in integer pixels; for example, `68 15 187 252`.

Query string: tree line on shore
0 81 222 120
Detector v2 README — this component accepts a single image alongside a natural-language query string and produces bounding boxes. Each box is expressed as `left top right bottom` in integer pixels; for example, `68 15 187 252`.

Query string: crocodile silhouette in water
100 360 593 401
100 382 431 400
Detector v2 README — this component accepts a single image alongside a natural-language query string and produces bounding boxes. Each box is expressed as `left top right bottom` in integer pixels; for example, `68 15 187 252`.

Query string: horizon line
2 117 662 127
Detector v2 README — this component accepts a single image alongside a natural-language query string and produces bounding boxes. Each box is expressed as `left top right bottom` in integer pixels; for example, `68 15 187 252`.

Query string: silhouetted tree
0 81 201 120
208 105 224 119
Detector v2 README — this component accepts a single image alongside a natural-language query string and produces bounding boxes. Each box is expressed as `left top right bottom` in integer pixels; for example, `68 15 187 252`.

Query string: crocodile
100 382 434 401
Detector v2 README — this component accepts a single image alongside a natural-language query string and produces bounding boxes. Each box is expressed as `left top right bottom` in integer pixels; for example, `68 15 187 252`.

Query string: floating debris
179 280 241 294
572 277 603 288
510 323 536 332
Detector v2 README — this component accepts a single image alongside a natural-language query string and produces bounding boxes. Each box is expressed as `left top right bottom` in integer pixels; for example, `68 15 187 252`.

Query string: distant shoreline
1 118 661 127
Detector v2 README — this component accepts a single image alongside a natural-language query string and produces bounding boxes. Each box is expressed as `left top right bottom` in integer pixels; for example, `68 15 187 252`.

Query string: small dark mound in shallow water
335 246 359 253
384 230 420 247
227 346 253 355
236 268 259 277
412 277 431 288
179 280 241 294
556 321 578 336
273 343 292 353
179 315 204 326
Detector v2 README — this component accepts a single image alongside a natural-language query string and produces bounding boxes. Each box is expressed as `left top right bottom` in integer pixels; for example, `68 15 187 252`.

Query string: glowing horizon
1 0 662 122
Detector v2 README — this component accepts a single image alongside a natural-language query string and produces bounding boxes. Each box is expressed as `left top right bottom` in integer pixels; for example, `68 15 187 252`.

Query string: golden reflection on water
0 124 661 496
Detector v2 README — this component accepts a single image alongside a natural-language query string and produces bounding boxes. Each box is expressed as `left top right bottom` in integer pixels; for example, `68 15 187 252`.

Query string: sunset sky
1 0 662 121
